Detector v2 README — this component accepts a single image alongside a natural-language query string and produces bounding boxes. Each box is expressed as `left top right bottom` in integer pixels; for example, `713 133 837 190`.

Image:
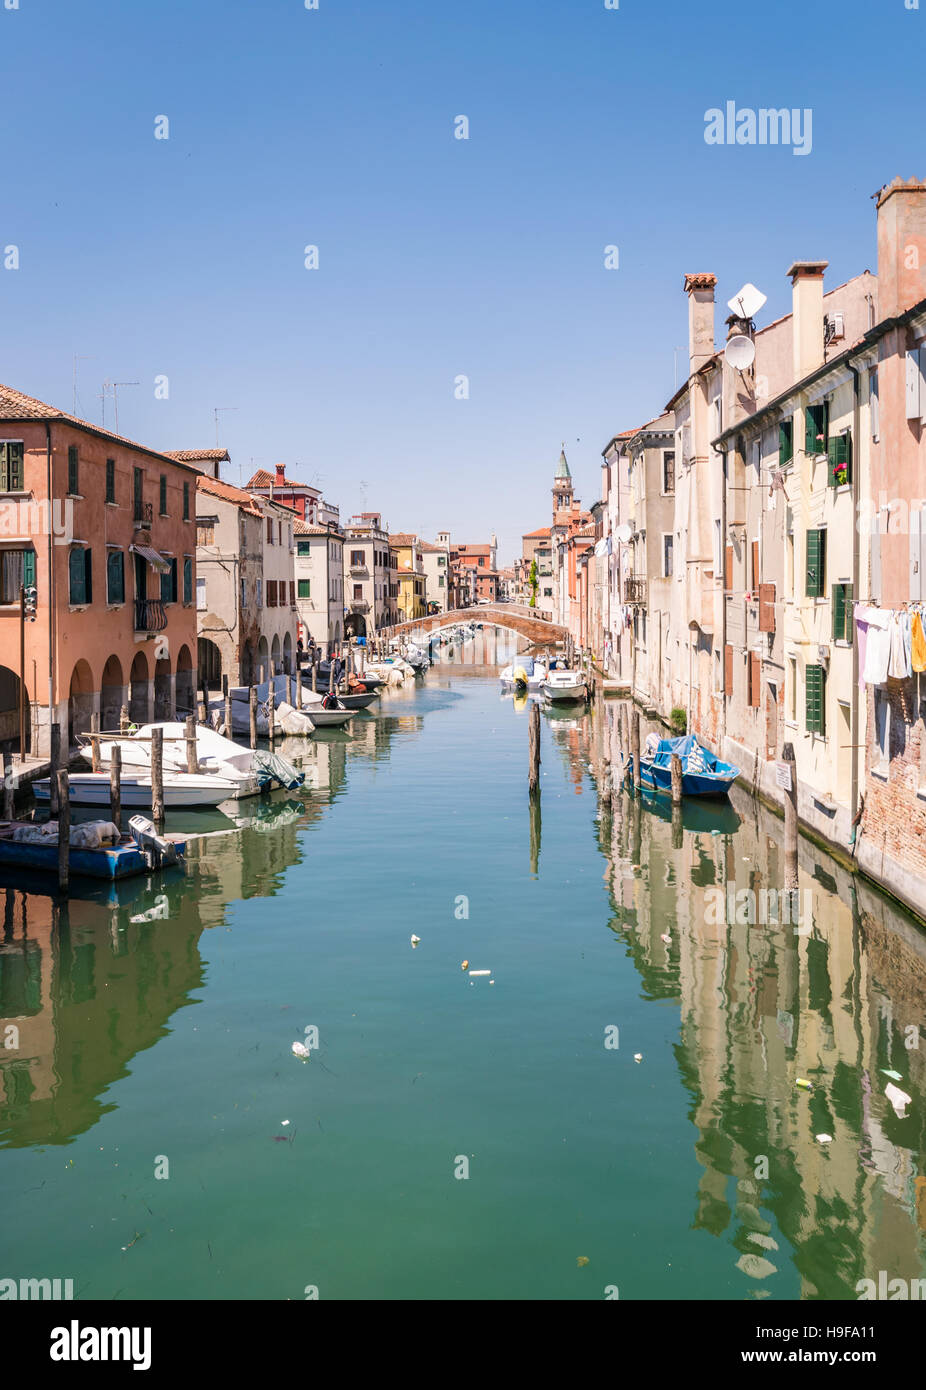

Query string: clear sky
2 0 923 563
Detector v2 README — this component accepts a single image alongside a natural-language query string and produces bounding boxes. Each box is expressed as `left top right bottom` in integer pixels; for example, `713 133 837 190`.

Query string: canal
1 631 925 1300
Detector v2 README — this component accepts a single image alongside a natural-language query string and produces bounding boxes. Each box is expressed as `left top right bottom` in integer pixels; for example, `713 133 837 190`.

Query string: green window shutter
805 665 826 734
160 564 170 602
779 419 793 465
832 585 844 641
107 550 124 604
3 441 25 491
806 529 821 597
23 548 36 590
298 579 311 598
105 458 115 503
84 548 92 604
69 548 86 604
68 445 79 495
160 476 167 514
183 556 192 604
183 482 190 520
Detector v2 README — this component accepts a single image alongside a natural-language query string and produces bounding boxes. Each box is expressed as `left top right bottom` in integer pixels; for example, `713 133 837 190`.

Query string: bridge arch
387 606 568 647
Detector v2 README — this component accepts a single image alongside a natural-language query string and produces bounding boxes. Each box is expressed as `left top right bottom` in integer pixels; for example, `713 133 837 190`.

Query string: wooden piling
151 726 164 827
185 715 199 773
110 745 122 832
223 675 231 736
286 672 292 707
90 712 101 772
782 742 798 891
631 710 641 792
2 747 13 820
268 684 275 747
57 768 70 892
120 705 129 734
249 687 258 749
296 666 303 708
528 701 541 797
49 722 60 814
311 661 318 694
670 753 683 805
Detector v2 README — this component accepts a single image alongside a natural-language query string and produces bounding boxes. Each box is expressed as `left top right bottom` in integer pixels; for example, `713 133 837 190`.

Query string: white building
294 518 344 652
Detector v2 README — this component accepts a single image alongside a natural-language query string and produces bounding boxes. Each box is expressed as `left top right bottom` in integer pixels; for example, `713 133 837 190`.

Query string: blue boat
632 734 740 799
0 823 187 881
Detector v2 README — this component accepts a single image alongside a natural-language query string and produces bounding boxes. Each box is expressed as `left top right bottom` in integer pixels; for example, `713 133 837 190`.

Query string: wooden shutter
68 446 79 496
23 548 36 591
906 348 924 420
805 665 825 734
84 548 92 604
749 652 761 707
290 580 295 606
724 545 733 591
751 540 759 590
806 528 821 597
832 585 844 642
779 420 793 465
827 429 852 485
724 643 734 694
758 582 776 632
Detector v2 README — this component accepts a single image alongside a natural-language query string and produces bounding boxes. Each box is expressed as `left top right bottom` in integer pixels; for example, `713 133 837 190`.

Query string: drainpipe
711 432 729 752
45 423 54 759
848 359 861 829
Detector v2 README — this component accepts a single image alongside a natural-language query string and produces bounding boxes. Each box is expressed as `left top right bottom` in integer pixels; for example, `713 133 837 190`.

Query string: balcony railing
134 598 167 633
350 600 370 613
349 564 368 576
624 576 647 605
134 501 153 527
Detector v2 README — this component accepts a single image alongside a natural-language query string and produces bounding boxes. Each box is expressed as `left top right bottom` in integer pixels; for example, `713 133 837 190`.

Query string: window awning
130 543 171 575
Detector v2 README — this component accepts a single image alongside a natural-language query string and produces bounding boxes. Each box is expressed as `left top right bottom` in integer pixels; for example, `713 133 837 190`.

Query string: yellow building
389 534 428 620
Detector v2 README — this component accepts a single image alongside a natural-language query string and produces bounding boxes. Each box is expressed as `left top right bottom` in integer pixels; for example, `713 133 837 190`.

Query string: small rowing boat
632 734 740 798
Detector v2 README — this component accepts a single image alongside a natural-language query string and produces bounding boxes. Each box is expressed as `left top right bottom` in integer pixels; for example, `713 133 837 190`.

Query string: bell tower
553 445 573 520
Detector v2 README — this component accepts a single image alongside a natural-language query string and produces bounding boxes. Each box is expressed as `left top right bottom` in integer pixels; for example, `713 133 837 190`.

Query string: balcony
350 600 370 613
134 501 153 528
134 598 167 633
624 576 647 605
349 564 368 576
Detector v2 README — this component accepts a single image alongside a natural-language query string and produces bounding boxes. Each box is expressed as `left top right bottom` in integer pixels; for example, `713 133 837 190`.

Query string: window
662 451 675 494
159 475 168 514
68 445 79 496
438 554 447 566
724 544 733 591
805 401 828 458
805 663 826 735
267 517 274 544
256 578 263 608
197 576 207 611
353 583 363 600
183 482 190 520
183 556 193 604
69 546 92 605
827 429 852 486
267 580 278 607
832 583 853 643
724 643 733 695
0 442 24 492
748 651 761 708
160 557 178 603
133 467 144 520
297 540 311 557
239 577 246 612
779 418 793 466
197 522 215 546
0 548 35 604
277 521 282 545
788 657 798 722
289 581 295 606
106 549 125 604
298 578 311 599
663 534 673 577
870 367 880 442
351 549 365 566
105 457 116 504
806 528 826 598
438 574 445 586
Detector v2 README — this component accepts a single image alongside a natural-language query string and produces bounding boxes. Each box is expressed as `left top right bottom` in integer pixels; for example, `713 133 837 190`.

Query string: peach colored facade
0 389 199 755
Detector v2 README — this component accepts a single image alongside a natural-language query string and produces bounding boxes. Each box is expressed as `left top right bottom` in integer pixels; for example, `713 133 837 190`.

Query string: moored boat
633 734 740 798
540 669 587 702
33 770 242 809
0 818 186 880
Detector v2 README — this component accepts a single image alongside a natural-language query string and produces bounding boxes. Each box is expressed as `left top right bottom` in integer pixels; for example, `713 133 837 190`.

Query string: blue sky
2 0 923 562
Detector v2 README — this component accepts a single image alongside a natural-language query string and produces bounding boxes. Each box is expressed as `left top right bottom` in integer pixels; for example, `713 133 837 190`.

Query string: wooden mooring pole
296 665 303 708
2 747 12 820
90 712 101 772
151 726 164 828
782 742 798 892
185 715 199 773
249 687 258 750
57 768 70 892
268 684 275 747
670 753 683 805
49 722 60 814
631 709 641 793
110 745 122 833
223 675 231 736
528 701 541 797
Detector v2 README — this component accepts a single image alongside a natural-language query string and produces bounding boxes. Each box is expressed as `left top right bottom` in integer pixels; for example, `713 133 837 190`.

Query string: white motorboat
76 722 296 798
214 676 356 733
34 770 242 809
499 655 547 690
540 669 588 702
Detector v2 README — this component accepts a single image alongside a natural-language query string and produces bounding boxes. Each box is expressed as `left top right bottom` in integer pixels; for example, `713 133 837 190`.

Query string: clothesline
855 601 926 685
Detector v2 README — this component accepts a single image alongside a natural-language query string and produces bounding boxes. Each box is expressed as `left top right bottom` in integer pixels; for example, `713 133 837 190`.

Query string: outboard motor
129 814 181 868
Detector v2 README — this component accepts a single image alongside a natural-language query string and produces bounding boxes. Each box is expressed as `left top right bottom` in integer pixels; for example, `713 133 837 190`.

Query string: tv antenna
109 380 139 436
214 406 238 447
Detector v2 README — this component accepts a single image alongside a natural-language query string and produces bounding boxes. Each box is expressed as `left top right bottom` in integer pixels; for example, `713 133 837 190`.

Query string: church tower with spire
553 445 575 523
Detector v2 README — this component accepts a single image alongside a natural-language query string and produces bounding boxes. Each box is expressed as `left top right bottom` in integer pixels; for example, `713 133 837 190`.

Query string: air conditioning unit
824 312 845 345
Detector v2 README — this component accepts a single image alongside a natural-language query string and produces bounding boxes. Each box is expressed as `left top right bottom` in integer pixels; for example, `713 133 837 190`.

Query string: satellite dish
727 282 767 320
725 334 756 370
614 523 631 544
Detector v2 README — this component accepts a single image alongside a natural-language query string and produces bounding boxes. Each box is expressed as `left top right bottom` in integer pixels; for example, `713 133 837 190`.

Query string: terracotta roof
684 273 717 292
0 382 201 472
164 449 230 463
247 468 318 491
416 539 448 553
389 533 418 547
294 520 334 536
523 526 551 538
196 473 262 515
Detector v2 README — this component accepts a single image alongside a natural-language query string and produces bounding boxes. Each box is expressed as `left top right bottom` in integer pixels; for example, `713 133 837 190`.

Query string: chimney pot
788 262 828 380
876 177 926 319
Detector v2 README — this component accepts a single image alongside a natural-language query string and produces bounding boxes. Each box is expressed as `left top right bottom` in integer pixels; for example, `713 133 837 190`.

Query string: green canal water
2 639 926 1300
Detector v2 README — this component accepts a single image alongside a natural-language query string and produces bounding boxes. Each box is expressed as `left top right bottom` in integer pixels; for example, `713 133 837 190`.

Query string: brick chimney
685 273 717 375
876 177 926 319
787 261 828 380
275 462 286 485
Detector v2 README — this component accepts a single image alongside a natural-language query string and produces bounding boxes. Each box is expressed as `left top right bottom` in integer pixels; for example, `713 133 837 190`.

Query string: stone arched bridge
385 605 568 647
